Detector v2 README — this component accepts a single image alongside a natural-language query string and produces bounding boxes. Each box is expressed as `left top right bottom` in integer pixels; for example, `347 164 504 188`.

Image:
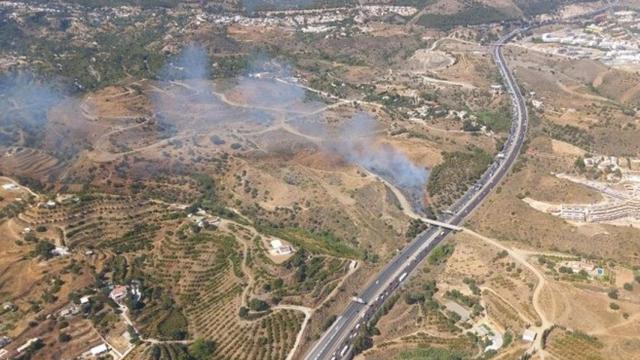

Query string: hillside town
526 155 640 225
527 10 640 68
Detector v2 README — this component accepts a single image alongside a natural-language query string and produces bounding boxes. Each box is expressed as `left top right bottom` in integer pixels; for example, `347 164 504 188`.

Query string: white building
270 239 293 256
1 183 18 191
89 343 108 356
522 329 537 342
110 285 128 303
17 338 39 353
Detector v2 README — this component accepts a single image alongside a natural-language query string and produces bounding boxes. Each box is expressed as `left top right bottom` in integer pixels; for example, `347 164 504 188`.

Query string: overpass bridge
420 217 462 231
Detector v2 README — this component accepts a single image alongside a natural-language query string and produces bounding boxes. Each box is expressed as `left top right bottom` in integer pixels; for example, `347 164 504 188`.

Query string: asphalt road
304 29 529 360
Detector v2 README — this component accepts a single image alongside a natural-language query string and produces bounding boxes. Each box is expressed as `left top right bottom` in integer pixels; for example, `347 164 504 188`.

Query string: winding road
303 28 529 360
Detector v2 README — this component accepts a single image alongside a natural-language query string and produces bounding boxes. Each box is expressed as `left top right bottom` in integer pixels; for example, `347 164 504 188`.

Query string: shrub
249 298 270 312
189 338 216 360
239 306 249 318
428 244 455 265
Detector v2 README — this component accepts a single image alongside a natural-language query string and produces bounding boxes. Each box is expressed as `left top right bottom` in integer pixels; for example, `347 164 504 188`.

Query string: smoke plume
328 113 429 198
0 72 64 147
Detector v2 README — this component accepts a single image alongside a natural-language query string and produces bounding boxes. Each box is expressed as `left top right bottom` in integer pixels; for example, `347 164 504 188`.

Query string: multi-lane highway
304 29 529 360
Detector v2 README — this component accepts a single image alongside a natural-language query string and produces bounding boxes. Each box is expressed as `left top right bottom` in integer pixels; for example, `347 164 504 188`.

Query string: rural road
303 27 530 360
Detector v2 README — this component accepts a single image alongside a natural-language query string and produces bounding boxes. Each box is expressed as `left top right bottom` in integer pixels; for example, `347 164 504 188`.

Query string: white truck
398 272 408 282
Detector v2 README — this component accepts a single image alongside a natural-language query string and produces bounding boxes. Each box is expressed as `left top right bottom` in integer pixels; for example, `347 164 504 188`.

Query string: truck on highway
398 272 408 282
340 345 349 357
352 297 366 304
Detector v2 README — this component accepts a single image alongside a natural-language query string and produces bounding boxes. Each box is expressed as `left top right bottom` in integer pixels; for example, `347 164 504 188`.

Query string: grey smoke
152 43 221 134
0 72 64 146
238 51 310 111
329 113 428 193
159 43 211 81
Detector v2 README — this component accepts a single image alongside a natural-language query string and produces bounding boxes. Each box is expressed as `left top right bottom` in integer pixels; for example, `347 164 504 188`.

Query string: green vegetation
249 298 270 312
417 5 515 30
157 308 189 340
190 174 245 222
404 279 439 311
189 338 216 360
104 222 159 253
427 146 493 210
406 218 428 239
476 107 511 133
445 289 481 314
543 123 594 150
516 0 594 17
258 226 362 259
321 315 337 331
428 244 455 265
32 240 55 260
58 333 71 342
279 249 347 295
463 277 481 296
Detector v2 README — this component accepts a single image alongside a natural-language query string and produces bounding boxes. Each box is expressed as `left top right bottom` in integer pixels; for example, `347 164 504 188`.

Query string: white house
270 239 293 256
1 183 18 191
89 343 108 356
110 285 128 303
17 338 39 353
522 329 537 342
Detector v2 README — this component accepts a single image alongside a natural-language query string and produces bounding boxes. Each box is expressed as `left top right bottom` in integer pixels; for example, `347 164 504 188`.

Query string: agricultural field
1 0 639 359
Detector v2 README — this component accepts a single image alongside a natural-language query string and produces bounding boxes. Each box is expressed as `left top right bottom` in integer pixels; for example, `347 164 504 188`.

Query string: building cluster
555 201 640 223
534 10 640 66
109 283 142 305
57 303 81 318
558 260 605 278
199 5 417 34
207 5 416 27
188 209 221 229
546 156 640 225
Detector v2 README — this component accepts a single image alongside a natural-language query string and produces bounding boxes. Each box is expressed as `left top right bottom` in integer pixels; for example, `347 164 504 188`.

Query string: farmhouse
110 285 129 303
270 239 293 256
89 343 109 356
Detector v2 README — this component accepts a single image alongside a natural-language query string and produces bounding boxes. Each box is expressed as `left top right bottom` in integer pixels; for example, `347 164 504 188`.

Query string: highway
304 29 529 360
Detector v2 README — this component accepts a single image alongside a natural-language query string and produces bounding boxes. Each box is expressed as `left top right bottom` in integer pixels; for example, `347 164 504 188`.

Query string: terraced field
0 147 65 181
18 194 168 251
5 189 354 359
546 329 605 360
144 224 306 359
